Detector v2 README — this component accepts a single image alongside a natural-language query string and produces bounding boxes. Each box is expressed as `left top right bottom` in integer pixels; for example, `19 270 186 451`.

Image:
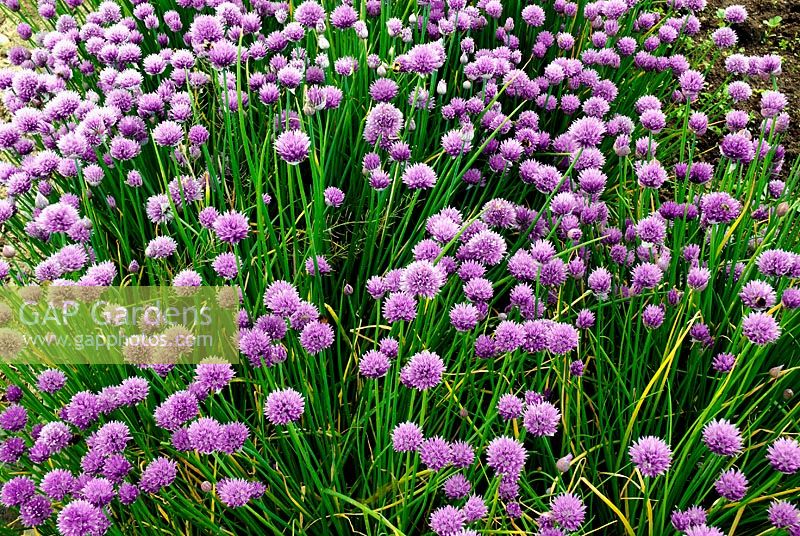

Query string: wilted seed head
0 328 26 359
0 303 12 326
216 287 239 309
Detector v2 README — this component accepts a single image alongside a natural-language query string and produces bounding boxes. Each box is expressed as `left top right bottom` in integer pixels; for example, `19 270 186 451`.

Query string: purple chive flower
629 436 672 477
768 500 800 528
392 421 424 452
463 495 488 522
720 133 755 163
724 5 748 23
400 350 445 391
0 437 26 464
712 27 738 48
359 350 391 378
401 260 445 298
212 211 249 244
715 468 748 501
588 267 613 299
700 192 742 224
212 252 239 279
419 437 453 470
152 121 183 147
402 163 438 189
56 500 109 536
523 401 561 436
443 474 471 499
383 292 417 322
323 187 345 207
145 236 178 259
305 255 332 276
702 419 743 456
216 478 265 508
265 388 305 425
497 394 525 420
295 1 326 27
0 404 27 431
370 79 399 102
20 495 52 527
154 391 199 431
139 457 177 493
81 478 114 507
685 526 724 536
741 312 780 345
636 160 668 189
450 303 480 331
767 437 800 474
429 505 466 535
782 288 800 309
299 321 334 354
550 492 586 531
88 421 131 456
546 322 579 354
687 266 711 291
712 352 736 373
486 436 527 476
274 130 310 164
1 476 35 506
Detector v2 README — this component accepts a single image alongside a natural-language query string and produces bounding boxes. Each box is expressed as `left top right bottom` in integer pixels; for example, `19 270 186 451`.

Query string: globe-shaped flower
629 435 672 477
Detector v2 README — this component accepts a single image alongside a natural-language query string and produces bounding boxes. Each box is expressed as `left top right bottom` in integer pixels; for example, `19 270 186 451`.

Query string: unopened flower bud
317 35 329 50
35 193 48 209
783 389 794 400
556 454 573 473
201 481 212 492
462 80 472 90
409 13 417 24
343 283 353 295
376 65 387 77
770 365 784 379
776 202 789 217
436 80 447 95
2 245 16 258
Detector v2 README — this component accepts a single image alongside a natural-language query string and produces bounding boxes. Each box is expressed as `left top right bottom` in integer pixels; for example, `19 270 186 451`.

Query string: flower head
629 436 672 477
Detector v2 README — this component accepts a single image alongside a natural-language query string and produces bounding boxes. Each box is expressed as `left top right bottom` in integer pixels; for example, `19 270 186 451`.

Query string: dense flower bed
0 0 798 534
